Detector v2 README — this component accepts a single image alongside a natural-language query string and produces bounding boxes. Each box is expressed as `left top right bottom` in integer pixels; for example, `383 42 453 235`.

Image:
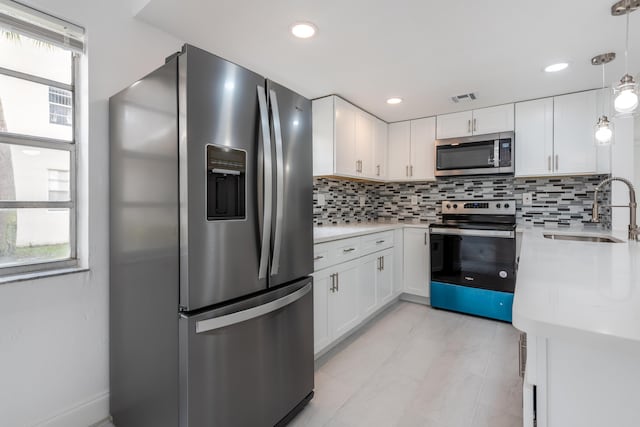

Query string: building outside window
0 1 85 276
48 87 73 126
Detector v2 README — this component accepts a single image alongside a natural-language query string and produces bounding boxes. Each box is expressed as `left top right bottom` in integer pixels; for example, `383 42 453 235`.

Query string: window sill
0 266 89 285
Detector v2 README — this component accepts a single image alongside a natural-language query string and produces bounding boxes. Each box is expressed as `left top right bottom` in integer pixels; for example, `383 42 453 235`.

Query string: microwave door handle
257 86 272 280
268 88 284 276
494 140 500 167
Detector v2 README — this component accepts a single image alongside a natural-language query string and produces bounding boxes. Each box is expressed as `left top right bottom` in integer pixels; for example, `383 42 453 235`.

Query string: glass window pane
0 74 73 141
0 143 70 201
0 31 72 84
0 208 70 268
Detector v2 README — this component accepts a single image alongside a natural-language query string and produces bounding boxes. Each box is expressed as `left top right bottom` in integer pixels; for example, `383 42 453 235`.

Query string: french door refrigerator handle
195 283 312 333
257 86 272 279
268 88 285 275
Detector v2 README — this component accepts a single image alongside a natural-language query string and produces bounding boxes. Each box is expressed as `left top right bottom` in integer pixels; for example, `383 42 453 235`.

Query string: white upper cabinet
387 118 436 181
472 104 515 135
387 121 411 180
334 97 358 176
312 95 386 180
410 117 436 181
436 104 514 139
553 90 600 175
515 98 554 177
436 110 472 139
515 90 610 177
356 110 375 177
373 118 388 179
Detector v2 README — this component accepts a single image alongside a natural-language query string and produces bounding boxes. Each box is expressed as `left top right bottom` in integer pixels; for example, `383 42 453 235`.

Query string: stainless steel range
429 200 517 322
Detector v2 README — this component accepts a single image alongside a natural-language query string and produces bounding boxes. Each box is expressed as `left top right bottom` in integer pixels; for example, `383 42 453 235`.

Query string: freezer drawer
179 277 314 427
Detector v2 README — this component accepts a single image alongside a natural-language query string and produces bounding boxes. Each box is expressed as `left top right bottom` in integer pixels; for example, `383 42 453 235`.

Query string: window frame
0 50 78 277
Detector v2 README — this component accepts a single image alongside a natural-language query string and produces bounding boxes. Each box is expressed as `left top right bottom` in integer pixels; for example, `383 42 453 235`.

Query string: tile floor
290 302 523 427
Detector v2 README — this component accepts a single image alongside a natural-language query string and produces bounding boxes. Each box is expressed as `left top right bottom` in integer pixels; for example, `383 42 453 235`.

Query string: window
0 1 85 276
48 87 73 126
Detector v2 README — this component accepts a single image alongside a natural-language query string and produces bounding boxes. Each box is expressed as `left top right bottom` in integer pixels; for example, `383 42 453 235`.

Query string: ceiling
134 0 640 123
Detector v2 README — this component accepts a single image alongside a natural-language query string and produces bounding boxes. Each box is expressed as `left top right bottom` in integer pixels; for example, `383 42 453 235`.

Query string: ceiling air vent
451 92 477 103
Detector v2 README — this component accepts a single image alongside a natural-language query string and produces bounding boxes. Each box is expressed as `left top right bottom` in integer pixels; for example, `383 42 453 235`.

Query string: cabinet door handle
467 119 471 133
473 118 477 132
336 273 339 291
343 248 356 253
376 240 385 244
376 165 380 176
424 232 427 245
406 165 409 177
410 165 413 177
547 155 552 172
330 273 335 292
381 256 385 271
555 155 559 171
314 255 324 261
377 256 381 271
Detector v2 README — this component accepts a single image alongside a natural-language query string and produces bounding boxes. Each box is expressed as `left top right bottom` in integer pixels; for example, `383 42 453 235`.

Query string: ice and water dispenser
206 145 246 220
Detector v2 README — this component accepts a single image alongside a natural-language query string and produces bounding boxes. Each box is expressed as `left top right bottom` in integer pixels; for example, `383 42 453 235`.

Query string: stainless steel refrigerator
109 44 314 427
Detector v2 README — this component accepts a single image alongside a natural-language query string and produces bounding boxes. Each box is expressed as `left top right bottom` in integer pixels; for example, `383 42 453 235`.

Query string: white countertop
313 221 430 243
513 226 640 345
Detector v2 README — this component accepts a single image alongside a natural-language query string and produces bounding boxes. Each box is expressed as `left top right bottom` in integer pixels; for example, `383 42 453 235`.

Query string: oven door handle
430 227 515 239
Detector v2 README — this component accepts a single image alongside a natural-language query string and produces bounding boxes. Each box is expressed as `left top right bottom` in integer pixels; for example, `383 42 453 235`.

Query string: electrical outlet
523 193 533 206
411 195 419 206
359 196 366 207
317 194 326 206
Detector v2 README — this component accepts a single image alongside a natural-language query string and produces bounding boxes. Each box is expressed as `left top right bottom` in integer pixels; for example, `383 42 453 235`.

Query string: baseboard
33 391 109 427
399 293 430 306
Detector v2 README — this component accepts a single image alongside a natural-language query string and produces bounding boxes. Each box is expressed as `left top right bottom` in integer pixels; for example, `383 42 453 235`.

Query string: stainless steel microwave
435 131 514 177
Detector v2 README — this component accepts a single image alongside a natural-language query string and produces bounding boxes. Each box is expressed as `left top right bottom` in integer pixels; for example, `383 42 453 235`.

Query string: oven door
430 227 516 293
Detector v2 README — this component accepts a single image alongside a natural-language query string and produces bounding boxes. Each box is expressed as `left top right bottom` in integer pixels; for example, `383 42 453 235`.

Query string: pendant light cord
625 2 630 74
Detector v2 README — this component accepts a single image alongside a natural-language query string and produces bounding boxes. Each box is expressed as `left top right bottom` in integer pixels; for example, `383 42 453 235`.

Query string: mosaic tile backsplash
313 175 611 228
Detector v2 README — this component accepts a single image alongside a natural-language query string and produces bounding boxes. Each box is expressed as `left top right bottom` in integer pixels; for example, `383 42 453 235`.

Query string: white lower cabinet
403 227 430 297
376 249 394 306
313 233 400 356
312 268 332 354
358 255 378 318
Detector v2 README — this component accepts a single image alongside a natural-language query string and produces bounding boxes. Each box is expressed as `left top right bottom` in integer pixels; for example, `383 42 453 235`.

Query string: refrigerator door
266 80 314 287
179 277 314 427
179 45 271 310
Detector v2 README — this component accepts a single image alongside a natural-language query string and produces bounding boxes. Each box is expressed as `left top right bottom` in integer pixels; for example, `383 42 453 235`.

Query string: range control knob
446 204 451 209
453 204 458 209
504 203 510 209
496 203 501 208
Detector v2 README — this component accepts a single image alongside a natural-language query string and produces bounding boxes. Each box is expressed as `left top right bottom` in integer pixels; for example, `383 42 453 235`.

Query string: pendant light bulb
613 3 638 115
613 75 639 113
594 116 614 145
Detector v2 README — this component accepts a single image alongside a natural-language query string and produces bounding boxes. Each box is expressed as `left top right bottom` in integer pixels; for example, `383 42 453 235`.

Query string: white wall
611 116 636 230
0 0 181 425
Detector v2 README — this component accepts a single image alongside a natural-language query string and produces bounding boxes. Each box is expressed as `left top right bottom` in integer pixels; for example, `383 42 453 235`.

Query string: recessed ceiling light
544 62 569 73
291 22 317 39
386 97 403 105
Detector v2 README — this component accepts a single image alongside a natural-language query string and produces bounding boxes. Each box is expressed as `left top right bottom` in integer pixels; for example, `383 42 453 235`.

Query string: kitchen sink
543 233 624 243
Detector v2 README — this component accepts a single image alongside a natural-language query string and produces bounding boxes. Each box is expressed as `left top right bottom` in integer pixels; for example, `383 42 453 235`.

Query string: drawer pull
313 255 324 261
376 240 385 244
343 248 356 253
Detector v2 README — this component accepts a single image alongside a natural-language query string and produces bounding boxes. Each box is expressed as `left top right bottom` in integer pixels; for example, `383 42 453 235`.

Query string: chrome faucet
592 176 639 241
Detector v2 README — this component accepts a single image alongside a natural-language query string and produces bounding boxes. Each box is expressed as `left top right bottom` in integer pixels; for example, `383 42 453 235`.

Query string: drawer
333 238 361 264
313 243 331 271
360 231 394 254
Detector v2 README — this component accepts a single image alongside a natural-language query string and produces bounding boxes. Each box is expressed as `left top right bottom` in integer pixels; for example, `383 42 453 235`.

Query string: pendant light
612 0 639 115
592 53 616 145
